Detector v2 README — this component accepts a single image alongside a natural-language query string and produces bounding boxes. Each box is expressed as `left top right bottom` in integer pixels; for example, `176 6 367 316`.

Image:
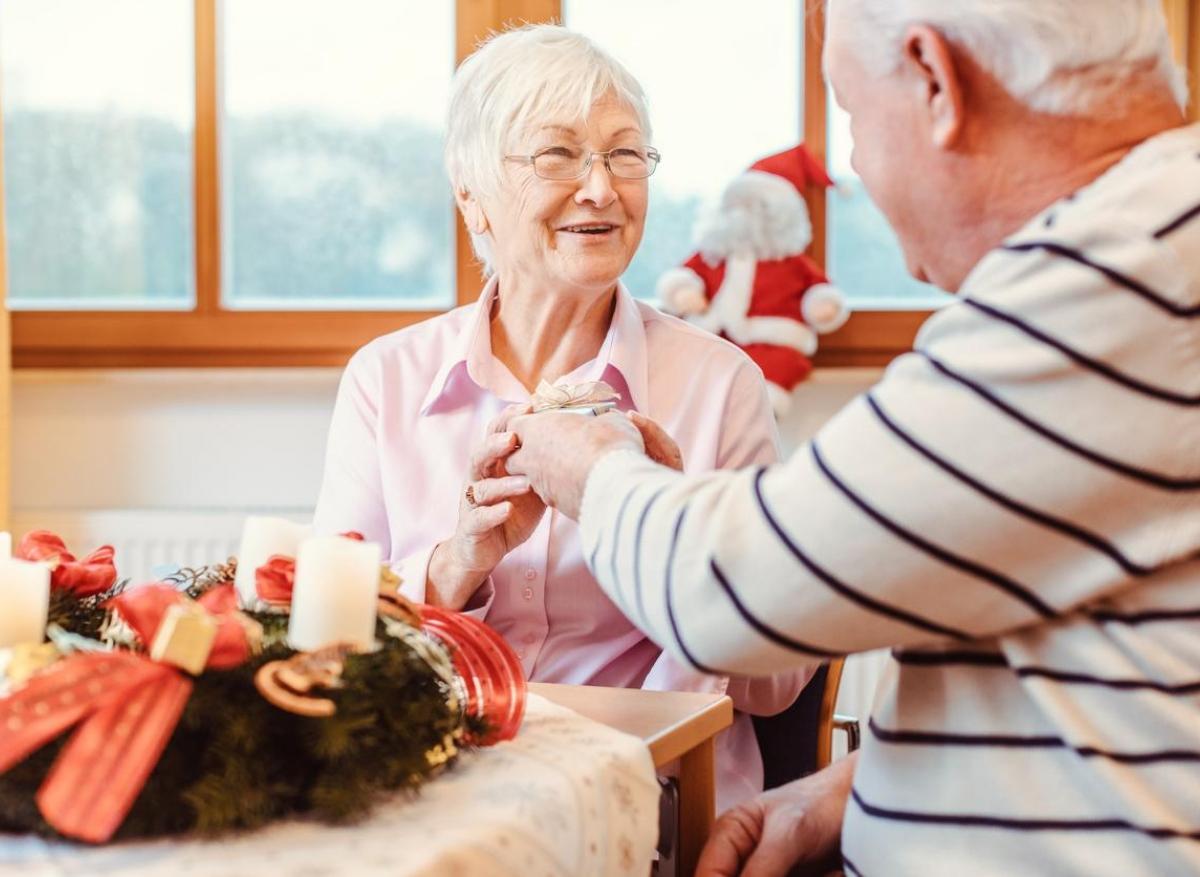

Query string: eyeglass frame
503 146 662 181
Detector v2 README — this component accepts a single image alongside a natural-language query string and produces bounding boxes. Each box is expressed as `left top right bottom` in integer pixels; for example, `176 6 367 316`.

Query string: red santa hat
749 144 834 191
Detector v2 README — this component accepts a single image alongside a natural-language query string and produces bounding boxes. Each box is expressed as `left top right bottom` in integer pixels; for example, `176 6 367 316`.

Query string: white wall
12 369 340 515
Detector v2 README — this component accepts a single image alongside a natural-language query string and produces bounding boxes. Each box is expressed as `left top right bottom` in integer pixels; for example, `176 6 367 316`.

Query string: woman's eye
610 148 642 159
541 146 575 157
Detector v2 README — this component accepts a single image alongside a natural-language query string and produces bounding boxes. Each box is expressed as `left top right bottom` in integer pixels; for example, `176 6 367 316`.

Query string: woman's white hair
834 0 1188 115
445 24 652 270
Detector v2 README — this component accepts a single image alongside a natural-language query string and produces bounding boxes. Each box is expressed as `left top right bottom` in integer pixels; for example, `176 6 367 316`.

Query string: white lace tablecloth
0 694 660 877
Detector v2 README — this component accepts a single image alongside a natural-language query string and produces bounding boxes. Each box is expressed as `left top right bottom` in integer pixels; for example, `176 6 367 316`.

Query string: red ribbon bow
16 531 117 597
0 583 253 843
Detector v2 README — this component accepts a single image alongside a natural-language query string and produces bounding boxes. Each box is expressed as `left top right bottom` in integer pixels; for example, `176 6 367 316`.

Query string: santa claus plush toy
657 144 850 416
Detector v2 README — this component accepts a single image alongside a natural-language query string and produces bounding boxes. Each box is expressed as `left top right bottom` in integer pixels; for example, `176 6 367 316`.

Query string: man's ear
455 186 490 235
901 25 965 149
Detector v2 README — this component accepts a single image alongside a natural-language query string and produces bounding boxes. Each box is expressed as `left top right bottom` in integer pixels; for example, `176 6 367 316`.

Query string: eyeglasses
505 146 661 181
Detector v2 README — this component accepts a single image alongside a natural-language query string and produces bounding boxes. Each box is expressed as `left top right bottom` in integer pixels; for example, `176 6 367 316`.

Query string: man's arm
512 300 1188 673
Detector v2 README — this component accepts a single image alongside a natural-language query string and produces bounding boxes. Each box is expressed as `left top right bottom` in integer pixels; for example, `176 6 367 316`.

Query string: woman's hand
427 406 547 609
627 411 683 471
695 753 857 877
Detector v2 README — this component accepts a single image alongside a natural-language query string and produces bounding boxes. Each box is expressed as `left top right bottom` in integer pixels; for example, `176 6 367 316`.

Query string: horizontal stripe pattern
1155 201 1200 240
864 392 1156 577
576 123 1200 875
868 716 1200 763
850 790 1200 841
961 298 1200 405
1091 606 1200 624
811 441 1057 617
752 466 971 640
1002 240 1200 317
920 351 1200 490
890 648 1200 691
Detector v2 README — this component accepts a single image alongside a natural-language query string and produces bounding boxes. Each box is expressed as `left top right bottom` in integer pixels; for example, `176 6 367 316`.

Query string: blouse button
522 587 534 601
524 568 537 581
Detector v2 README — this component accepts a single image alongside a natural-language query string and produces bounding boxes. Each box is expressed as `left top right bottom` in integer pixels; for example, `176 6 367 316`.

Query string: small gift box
530 380 620 416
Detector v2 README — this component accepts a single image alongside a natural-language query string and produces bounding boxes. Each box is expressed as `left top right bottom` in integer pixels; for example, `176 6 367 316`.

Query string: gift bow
0 583 255 843
530 379 620 413
16 531 117 597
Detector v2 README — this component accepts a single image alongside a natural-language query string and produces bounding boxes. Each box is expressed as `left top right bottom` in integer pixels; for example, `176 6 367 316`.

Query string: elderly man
503 0 1200 874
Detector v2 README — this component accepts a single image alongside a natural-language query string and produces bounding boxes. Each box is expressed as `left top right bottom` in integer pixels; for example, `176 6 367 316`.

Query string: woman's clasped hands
427 404 545 609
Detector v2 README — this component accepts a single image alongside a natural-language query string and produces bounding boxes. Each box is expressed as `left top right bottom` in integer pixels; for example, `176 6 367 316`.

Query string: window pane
565 0 802 301
826 96 950 308
0 0 194 310
223 0 453 310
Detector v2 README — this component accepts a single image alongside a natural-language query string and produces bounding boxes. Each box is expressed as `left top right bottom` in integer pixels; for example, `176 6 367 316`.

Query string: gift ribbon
16 531 117 597
530 379 620 413
0 583 254 843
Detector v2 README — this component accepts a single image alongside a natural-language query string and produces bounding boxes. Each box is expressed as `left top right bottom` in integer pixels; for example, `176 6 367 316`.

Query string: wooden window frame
9 0 559 368
6 0 1197 369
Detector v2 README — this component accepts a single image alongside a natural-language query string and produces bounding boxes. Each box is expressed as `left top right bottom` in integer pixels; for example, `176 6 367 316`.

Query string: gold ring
465 484 477 506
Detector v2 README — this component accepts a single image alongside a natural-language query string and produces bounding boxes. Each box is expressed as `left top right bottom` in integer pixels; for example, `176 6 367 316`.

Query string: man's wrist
578 447 657 529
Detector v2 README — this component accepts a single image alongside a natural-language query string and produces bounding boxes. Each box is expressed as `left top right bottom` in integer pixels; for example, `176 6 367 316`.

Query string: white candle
0 532 11 558
288 536 381 652
0 558 51 648
233 516 312 608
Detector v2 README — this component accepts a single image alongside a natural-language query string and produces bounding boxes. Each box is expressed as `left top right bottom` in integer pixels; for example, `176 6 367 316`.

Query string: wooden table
532 682 733 876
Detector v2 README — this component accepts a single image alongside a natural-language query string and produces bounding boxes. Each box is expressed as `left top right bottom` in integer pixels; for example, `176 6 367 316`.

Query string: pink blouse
313 277 813 810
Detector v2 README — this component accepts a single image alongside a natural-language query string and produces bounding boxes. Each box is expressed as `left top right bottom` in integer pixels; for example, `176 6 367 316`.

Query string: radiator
10 508 312 586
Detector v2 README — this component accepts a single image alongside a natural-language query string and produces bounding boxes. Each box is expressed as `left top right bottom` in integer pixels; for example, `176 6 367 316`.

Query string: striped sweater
578 122 1200 875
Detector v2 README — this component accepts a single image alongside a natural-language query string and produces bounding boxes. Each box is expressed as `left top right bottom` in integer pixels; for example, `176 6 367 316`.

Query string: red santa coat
682 251 831 391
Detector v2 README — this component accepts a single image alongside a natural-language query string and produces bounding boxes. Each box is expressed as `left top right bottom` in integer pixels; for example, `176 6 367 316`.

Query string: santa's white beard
695 194 812 264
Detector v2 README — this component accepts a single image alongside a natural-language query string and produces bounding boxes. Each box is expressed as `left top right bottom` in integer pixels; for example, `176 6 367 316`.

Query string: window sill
10 309 440 368
10 307 932 369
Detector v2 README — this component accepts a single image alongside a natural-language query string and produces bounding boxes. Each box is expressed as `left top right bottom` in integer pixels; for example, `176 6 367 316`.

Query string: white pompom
657 267 709 316
801 283 851 333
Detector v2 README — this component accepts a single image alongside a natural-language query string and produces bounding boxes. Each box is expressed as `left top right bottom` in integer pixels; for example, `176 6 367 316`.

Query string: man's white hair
835 0 1188 115
445 24 651 271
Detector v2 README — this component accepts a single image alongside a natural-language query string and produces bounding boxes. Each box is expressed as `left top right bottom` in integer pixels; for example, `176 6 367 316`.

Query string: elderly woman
313 24 811 811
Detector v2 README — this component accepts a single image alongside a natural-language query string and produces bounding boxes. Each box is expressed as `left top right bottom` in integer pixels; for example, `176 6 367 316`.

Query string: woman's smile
555 221 622 242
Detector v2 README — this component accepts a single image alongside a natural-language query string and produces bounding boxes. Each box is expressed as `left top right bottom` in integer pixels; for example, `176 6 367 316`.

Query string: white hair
833 0 1188 115
696 171 813 265
445 24 652 271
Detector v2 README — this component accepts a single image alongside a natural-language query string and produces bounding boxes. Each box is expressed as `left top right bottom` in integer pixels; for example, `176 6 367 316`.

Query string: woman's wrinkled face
484 98 649 294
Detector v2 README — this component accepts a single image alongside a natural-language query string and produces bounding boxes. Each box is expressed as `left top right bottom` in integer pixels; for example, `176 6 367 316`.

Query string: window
1 0 1195 367
222 0 454 309
1 0 195 310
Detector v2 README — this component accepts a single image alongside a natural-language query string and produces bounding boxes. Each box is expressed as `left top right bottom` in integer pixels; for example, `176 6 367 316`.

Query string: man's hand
696 753 857 877
506 411 644 519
